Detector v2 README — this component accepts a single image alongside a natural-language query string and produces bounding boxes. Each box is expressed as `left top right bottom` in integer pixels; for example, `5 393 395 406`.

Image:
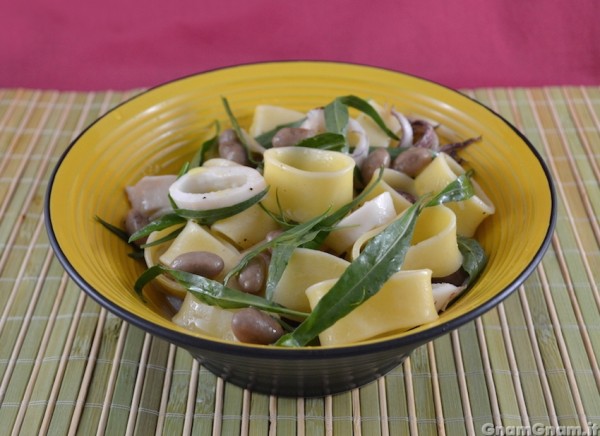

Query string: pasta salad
98 95 494 347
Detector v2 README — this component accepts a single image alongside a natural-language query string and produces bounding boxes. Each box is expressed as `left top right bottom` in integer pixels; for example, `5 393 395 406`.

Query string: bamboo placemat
0 86 598 435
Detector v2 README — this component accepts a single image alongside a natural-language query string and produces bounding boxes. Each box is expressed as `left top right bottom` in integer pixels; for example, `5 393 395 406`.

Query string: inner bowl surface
45 61 556 397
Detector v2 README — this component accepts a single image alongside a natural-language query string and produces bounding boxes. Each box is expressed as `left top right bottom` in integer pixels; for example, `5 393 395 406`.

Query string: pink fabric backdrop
1 0 599 91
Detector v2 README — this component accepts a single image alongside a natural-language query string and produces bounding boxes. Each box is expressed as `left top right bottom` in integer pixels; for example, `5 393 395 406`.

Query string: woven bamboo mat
0 86 599 435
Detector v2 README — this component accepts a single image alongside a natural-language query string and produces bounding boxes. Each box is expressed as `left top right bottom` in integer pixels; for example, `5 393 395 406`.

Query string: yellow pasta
362 168 415 214
249 105 305 137
305 270 439 346
414 153 495 237
173 293 239 342
261 147 355 222
158 220 240 281
211 204 281 250
271 248 350 313
402 205 463 277
355 100 401 148
144 224 187 297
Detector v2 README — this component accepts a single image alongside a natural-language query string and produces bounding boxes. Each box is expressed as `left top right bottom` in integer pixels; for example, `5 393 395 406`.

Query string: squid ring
169 165 266 210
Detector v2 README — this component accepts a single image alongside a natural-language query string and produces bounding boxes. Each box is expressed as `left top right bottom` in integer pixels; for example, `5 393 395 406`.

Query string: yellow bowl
45 62 556 397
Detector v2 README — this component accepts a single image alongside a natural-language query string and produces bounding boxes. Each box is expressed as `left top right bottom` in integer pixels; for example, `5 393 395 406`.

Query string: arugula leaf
128 213 187 243
139 226 184 248
177 162 190 178
301 167 385 250
135 265 309 319
223 211 330 296
94 215 130 243
293 132 346 151
224 169 385 299
457 235 487 285
338 95 400 140
426 171 475 207
95 215 144 258
172 187 268 224
324 98 349 134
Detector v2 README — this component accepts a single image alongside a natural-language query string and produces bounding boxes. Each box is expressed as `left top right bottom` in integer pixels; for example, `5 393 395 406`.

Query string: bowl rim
44 60 557 358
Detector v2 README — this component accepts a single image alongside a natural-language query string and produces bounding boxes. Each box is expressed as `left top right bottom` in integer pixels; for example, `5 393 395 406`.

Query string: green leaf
177 162 190 178
223 211 330 295
139 226 184 248
457 235 487 285
264 243 297 300
426 171 475 207
276 197 428 347
275 171 476 347
95 215 143 258
338 95 400 140
324 98 349 134
135 265 309 319
293 132 346 151
94 215 129 243
128 213 186 243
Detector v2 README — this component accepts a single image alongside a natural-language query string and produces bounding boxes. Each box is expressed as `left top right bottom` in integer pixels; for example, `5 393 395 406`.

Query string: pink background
1 0 599 91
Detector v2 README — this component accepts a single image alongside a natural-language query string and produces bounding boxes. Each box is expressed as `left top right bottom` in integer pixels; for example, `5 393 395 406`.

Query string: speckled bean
271 127 315 147
218 129 249 165
392 147 434 177
169 251 225 279
237 255 267 294
360 148 390 183
231 307 284 344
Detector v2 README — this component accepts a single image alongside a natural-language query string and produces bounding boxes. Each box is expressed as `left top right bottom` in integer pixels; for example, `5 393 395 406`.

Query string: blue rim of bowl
44 60 558 359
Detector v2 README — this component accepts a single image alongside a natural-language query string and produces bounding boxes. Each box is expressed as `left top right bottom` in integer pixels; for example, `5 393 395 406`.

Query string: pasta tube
261 147 355 222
